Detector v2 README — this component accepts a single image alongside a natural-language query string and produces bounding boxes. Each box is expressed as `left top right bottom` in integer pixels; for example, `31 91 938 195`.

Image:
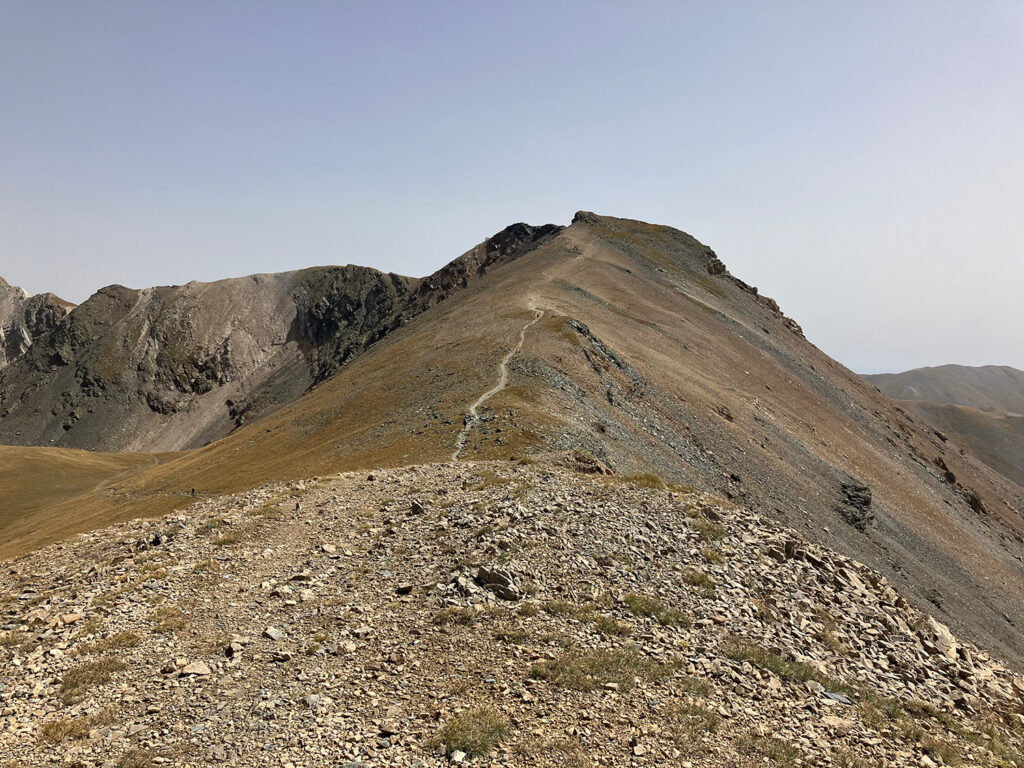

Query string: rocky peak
0 276 73 369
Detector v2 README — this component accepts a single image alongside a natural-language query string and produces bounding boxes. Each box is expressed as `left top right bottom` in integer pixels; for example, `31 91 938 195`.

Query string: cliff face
0 277 73 369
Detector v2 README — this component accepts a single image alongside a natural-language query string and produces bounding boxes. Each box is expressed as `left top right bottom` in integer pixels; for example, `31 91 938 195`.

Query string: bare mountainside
866 365 1024 414
0 277 73 369
866 366 1024 487
5 461 1024 767
0 223 560 451
4 213 1024 671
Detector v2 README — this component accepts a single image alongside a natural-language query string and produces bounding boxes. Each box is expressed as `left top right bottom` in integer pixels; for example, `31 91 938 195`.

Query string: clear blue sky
1 1 1021 373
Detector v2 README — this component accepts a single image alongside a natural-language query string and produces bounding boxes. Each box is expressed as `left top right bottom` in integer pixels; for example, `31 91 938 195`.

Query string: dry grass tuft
531 647 681 692
38 706 116 744
623 593 690 627
430 707 510 757
59 659 127 703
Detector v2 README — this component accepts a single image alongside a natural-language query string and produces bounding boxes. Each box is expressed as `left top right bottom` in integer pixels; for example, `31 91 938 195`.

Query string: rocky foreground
2 458 1023 767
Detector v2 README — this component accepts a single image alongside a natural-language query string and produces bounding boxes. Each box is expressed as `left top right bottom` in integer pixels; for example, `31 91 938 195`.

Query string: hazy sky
1 2 1022 374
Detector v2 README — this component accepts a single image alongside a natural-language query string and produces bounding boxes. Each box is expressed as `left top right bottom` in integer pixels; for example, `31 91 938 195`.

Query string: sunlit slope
0 446 166 554
4 212 1024 665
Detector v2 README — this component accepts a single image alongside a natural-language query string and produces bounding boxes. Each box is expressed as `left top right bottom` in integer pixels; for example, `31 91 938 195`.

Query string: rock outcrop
0 277 73 369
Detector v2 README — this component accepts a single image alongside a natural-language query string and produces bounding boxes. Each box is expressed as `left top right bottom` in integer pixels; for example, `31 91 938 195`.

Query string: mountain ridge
3 212 1024 669
0 222 559 452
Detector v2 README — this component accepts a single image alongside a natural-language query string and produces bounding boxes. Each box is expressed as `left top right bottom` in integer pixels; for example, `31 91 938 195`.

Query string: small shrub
430 707 510 757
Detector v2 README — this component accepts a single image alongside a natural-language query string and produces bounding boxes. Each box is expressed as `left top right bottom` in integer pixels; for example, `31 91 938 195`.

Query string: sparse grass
857 690 907 730
76 616 103 636
692 518 726 542
212 532 241 546
430 707 510 757
833 748 869 768
38 706 117 744
0 630 35 650
531 647 682 692
678 674 713 697
59 659 127 703
543 600 596 620
681 568 716 599
623 593 690 627
668 702 721 745
723 638 853 694
621 473 667 490
749 598 779 629
702 547 725 564
91 583 134 609
77 631 140 655
495 629 529 644
246 504 279 518
116 750 155 768
919 734 962 766
518 603 539 618
514 737 591 768
735 734 803 766
433 606 475 625
593 614 633 636
149 606 187 633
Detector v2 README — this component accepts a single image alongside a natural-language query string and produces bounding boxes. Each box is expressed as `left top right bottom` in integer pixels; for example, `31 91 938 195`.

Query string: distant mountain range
866 365 1024 487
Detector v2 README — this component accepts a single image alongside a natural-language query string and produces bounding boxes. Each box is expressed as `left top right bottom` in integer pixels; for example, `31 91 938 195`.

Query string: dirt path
452 305 544 460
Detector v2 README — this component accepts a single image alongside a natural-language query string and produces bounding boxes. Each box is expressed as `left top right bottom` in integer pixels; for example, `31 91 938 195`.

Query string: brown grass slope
866 365 1024 414
892 401 1024 488
4 212 1024 666
866 366 1024 486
